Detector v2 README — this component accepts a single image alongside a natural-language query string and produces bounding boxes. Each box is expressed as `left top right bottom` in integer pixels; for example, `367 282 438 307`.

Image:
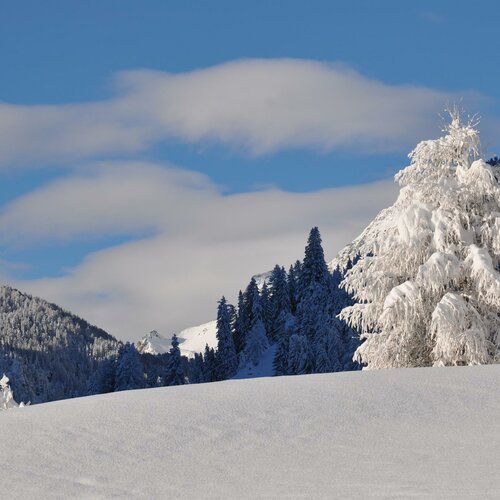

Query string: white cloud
0 58 482 167
1 162 399 340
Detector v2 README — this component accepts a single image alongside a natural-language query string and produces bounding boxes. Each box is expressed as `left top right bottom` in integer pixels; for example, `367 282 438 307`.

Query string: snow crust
2 366 500 498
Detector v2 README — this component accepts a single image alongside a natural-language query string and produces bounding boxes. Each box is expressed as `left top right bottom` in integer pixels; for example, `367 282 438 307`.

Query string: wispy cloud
0 59 482 168
1 162 399 339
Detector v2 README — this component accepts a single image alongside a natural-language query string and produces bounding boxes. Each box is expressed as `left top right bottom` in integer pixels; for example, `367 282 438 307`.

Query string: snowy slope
136 330 171 355
137 321 217 358
177 320 217 358
2 366 500 498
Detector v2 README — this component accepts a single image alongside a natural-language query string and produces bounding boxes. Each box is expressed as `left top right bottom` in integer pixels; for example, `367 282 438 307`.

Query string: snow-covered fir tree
243 283 269 366
203 344 217 382
233 291 247 354
215 297 238 380
0 374 20 410
165 335 185 386
293 227 344 373
115 343 144 391
339 112 500 368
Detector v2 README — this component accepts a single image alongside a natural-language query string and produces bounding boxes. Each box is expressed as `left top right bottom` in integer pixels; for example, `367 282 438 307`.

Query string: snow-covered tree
243 284 269 366
115 343 144 391
339 112 500 368
215 297 238 380
287 334 310 375
165 335 186 386
203 344 217 382
233 291 247 354
0 374 19 410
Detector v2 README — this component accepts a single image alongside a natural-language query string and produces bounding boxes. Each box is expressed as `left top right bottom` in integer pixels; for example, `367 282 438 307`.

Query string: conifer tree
165 335 185 386
340 112 500 368
215 297 238 380
287 334 310 375
233 291 247 354
288 262 301 314
115 343 144 391
203 344 217 382
189 353 205 384
295 227 343 373
243 282 269 366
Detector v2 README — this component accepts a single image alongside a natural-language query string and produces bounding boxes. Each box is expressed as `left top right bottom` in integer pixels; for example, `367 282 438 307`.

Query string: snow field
2 365 499 498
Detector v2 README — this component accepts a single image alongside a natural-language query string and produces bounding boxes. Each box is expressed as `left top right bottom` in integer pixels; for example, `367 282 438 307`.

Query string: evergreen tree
244 320 269 366
87 357 116 394
295 227 344 373
203 344 217 382
299 227 330 293
233 291 247 354
215 297 238 380
189 352 205 384
165 335 185 386
340 113 500 368
268 265 291 341
115 343 144 391
260 283 273 336
244 278 260 328
287 334 310 375
243 282 269 366
288 261 301 314
0 374 19 410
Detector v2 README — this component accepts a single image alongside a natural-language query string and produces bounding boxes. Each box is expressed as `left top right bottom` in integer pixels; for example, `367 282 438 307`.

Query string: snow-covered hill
2 366 499 498
177 320 217 357
137 321 217 358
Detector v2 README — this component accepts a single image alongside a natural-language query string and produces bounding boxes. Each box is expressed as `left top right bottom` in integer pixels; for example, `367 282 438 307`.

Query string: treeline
0 227 361 403
188 227 360 383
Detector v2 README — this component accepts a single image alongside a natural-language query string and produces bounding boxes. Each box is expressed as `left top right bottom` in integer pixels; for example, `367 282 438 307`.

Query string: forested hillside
0 285 120 403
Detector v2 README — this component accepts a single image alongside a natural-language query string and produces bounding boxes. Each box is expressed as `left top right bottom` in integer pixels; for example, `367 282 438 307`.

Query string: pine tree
244 278 260 328
244 320 269 366
243 282 269 366
299 227 330 293
260 283 273 336
188 353 205 384
0 374 19 409
233 291 247 354
203 344 217 382
288 261 301 314
268 265 291 341
295 227 344 373
340 112 500 368
215 297 238 380
287 334 310 375
165 335 185 386
115 343 144 391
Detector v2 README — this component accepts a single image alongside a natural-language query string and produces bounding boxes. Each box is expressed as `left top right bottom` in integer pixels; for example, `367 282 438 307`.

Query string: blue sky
1 1 499 339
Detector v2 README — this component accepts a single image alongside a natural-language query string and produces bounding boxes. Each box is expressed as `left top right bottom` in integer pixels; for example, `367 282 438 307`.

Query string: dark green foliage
215 296 238 380
115 343 144 391
165 335 185 386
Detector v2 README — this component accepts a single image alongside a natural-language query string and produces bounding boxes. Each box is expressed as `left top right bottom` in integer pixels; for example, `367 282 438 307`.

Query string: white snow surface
137 320 217 358
177 319 217 358
2 366 500 498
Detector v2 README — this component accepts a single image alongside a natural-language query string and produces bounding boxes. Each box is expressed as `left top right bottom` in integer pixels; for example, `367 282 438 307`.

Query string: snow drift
1 366 499 498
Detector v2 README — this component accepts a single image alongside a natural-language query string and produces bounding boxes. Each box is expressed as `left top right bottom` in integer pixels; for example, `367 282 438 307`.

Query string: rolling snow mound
2 366 499 498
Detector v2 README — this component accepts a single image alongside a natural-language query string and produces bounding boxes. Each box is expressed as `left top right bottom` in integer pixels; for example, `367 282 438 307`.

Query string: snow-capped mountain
137 320 217 358
136 330 171 355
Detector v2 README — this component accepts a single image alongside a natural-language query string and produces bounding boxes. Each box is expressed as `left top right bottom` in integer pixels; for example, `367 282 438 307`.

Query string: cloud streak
0 162 399 340
0 59 481 167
